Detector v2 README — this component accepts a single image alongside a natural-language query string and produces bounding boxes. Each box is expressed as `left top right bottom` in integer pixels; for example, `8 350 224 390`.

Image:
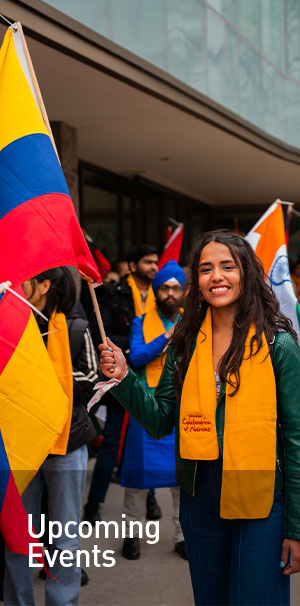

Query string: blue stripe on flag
0 134 69 220
0 432 11 515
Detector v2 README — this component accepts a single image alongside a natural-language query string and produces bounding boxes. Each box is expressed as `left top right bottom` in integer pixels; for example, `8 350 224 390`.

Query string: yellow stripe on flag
0 28 47 151
0 313 68 494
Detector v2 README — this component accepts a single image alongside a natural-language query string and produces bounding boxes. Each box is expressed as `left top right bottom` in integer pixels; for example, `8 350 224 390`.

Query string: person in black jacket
4 268 99 606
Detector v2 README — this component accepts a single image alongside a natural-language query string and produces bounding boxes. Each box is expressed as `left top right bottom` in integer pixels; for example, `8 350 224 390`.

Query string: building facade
1 0 300 259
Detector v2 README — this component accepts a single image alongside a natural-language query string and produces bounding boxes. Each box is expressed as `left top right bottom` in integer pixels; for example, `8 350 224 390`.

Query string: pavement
32 464 300 606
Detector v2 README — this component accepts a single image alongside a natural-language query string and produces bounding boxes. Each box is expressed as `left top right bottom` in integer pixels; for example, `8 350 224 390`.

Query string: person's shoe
83 500 101 526
122 537 140 560
146 491 162 520
81 568 89 586
174 540 188 560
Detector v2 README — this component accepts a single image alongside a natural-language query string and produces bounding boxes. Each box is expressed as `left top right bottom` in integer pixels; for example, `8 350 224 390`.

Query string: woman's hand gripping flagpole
99 339 128 381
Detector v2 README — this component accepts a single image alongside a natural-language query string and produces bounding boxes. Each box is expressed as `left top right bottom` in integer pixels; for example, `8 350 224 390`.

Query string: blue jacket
128 314 168 370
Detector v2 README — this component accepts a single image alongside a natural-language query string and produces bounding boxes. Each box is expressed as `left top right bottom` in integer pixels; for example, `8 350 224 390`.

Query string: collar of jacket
108 275 132 296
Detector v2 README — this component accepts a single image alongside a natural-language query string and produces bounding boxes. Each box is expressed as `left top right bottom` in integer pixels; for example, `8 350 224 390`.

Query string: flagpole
88 281 107 345
0 281 48 321
15 22 60 163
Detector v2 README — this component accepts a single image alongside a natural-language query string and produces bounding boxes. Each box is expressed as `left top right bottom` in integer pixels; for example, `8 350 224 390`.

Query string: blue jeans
4 446 88 606
179 459 290 606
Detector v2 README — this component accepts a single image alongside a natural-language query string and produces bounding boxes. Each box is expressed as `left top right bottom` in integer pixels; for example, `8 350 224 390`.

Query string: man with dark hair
100 244 159 351
84 244 160 524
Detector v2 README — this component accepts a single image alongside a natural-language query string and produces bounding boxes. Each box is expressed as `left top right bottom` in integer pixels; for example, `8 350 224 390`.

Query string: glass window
206 0 237 26
167 0 207 94
112 0 167 70
237 0 261 51
43 0 111 38
207 9 238 113
285 0 300 80
262 0 284 70
81 170 119 262
239 40 263 128
285 79 300 148
263 62 286 141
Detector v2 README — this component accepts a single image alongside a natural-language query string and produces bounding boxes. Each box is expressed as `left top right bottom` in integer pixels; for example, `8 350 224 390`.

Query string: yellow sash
180 308 277 519
127 273 156 317
143 308 167 388
47 312 73 455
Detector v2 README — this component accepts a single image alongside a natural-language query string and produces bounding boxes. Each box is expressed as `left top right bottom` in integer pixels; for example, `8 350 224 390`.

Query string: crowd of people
2 231 300 606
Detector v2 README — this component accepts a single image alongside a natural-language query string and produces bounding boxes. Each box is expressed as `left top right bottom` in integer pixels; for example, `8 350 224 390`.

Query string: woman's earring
199 291 204 302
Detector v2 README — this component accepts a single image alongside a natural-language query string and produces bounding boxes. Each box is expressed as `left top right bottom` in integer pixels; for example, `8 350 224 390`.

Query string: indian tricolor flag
247 200 300 340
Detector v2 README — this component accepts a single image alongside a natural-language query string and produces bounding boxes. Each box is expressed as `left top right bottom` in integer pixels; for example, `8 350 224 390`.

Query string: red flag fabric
158 224 184 269
0 430 45 565
165 226 172 243
92 245 111 278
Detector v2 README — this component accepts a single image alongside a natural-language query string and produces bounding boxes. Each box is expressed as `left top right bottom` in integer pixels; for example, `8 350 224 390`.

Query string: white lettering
44 549 59 568
29 543 43 567
76 549 90 568
94 520 119 539
65 521 77 539
48 521 62 545
128 521 143 538
102 550 116 567
145 521 159 544
28 514 45 539
92 545 102 567
59 550 73 567
78 521 92 538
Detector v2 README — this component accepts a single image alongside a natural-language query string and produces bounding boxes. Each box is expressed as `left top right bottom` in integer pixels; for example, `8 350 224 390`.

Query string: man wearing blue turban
121 261 187 561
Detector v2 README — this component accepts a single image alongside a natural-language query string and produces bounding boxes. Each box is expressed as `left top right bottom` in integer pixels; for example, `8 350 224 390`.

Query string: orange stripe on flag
255 204 285 275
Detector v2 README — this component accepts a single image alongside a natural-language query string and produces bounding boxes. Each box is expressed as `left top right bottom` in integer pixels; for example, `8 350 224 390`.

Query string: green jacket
112 331 300 540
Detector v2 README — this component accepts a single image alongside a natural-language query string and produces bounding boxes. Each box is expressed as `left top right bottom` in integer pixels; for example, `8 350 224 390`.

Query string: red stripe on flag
158 225 184 269
0 288 30 374
0 193 101 285
0 473 42 558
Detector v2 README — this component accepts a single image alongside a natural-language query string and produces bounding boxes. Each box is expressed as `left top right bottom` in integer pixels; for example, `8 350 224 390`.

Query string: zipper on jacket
276 456 282 473
192 461 198 496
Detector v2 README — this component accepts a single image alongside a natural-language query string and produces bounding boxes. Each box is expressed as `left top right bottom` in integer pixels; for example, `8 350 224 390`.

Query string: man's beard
156 297 182 318
136 268 153 283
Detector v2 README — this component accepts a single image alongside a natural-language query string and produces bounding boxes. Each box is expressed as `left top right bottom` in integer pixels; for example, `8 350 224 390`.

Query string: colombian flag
0 23 101 286
0 287 69 494
247 200 300 340
0 429 45 563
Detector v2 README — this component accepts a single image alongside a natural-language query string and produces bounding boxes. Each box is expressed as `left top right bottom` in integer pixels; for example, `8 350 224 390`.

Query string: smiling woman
198 241 241 311
98 230 300 606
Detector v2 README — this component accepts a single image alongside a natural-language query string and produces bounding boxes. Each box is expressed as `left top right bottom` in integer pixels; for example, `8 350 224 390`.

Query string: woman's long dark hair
172 230 297 396
28 267 76 318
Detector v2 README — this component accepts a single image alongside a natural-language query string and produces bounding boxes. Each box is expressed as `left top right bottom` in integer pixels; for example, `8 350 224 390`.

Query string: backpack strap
66 318 89 366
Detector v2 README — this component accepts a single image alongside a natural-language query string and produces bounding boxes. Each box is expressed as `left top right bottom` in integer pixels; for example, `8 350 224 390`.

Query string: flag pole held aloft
16 22 60 162
88 281 107 345
0 281 48 321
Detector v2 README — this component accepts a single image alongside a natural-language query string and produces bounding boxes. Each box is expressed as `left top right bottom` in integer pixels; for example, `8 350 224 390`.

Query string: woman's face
198 241 241 311
22 279 50 311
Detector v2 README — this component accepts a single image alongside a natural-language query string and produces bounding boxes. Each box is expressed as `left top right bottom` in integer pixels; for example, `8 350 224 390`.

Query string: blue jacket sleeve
129 316 168 369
